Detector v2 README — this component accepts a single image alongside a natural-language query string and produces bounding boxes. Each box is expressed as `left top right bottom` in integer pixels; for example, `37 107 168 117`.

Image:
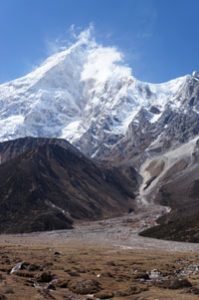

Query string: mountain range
1 31 199 240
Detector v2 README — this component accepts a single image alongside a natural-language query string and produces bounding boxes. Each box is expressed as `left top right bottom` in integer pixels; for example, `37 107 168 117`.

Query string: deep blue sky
0 0 199 83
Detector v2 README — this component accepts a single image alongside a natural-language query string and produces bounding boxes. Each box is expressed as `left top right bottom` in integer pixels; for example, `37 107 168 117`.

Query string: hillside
0 137 138 233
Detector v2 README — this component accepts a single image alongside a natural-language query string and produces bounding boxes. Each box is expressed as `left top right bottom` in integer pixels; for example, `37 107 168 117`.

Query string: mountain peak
0 30 197 163
192 70 199 79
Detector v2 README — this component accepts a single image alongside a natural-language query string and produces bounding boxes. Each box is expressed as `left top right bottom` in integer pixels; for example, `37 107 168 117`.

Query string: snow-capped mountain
2 28 199 241
0 28 199 165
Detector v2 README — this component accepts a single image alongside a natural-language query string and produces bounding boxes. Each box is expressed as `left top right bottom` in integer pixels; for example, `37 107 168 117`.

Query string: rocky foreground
0 212 199 299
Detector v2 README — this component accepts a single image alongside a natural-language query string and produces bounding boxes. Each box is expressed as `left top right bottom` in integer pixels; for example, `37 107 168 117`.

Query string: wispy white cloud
45 23 95 55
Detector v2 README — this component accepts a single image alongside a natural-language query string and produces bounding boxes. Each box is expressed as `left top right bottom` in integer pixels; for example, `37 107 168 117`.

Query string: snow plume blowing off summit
0 26 190 161
0 27 133 141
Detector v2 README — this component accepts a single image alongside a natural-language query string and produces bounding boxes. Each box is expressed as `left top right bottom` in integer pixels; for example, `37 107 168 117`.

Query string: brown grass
0 242 198 299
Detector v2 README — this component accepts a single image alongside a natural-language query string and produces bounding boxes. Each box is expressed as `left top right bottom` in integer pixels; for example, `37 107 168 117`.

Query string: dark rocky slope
0 138 138 233
140 163 199 243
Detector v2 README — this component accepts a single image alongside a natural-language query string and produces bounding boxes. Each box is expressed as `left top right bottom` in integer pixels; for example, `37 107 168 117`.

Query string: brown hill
0 138 138 233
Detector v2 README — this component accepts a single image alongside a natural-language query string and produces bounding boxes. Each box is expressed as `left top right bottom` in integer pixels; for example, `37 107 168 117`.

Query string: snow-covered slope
0 28 198 163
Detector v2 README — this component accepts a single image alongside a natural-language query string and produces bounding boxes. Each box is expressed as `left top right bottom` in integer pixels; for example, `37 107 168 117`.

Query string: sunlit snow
0 27 189 148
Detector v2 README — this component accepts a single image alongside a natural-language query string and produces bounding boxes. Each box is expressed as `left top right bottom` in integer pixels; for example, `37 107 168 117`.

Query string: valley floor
2 207 199 252
0 210 199 299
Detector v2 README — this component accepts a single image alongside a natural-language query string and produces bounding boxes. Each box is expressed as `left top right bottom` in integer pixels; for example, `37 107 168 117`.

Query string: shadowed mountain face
0 137 138 233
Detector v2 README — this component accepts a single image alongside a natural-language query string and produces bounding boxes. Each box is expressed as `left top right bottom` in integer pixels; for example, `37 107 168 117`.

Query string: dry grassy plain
0 213 199 299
